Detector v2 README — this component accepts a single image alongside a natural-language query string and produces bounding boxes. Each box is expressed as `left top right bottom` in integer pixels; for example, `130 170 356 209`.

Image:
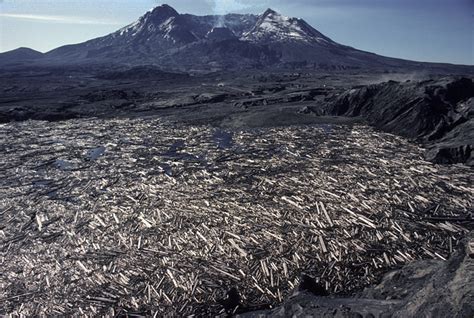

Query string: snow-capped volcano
6 4 431 70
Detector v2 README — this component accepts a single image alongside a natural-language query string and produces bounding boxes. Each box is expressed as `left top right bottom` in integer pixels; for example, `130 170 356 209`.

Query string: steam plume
208 0 251 27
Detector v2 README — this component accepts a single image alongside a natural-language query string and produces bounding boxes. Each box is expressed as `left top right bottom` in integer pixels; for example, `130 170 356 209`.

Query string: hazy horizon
0 0 473 65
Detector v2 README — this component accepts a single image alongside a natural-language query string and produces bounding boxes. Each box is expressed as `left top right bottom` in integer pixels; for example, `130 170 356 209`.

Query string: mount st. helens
2 4 470 71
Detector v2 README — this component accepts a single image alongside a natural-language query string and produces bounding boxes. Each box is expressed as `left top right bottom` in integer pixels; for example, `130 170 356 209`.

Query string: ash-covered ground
0 117 472 316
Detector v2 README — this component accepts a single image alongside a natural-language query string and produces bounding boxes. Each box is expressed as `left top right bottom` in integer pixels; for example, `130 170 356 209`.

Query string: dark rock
206 27 237 42
82 89 140 102
218 287 241 313
326 77 474 139
299 106 321 114
426 144 472 165
0 109 79 123
298 274 329 296
194 93 228 103
325 77 474 165
299 106 312 114
425 97 474 165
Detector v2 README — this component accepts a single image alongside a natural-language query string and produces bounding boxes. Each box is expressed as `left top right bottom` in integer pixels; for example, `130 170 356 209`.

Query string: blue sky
0 0 472 65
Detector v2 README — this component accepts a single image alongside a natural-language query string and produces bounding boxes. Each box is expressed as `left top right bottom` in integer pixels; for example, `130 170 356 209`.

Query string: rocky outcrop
0 106 79 123
425 98 474 165
325 77 474 165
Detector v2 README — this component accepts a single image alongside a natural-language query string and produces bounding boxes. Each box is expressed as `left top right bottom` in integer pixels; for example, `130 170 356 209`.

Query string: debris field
0 117 472 316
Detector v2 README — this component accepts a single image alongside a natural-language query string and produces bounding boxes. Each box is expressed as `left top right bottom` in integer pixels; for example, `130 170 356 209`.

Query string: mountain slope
2 4 472 71
325 77 474 164
0 48 44 64
242 9 335 45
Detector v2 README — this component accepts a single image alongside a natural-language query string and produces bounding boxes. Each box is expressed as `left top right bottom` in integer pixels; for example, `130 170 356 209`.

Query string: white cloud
0 13 121 25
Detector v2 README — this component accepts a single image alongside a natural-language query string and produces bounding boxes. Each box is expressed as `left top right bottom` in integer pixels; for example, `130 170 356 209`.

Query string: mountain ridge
0 47 44 63
1 4 473 72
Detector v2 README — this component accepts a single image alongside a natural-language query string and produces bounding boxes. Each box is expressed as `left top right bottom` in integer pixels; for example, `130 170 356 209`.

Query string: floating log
0 118 471 316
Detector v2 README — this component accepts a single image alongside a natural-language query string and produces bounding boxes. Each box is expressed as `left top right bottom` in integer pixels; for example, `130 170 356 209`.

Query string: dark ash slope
325 77 474 165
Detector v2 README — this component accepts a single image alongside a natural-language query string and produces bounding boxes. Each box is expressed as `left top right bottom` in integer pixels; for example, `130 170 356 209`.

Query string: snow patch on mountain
160 17 178 40
242 9 331 44
114 4 180 39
